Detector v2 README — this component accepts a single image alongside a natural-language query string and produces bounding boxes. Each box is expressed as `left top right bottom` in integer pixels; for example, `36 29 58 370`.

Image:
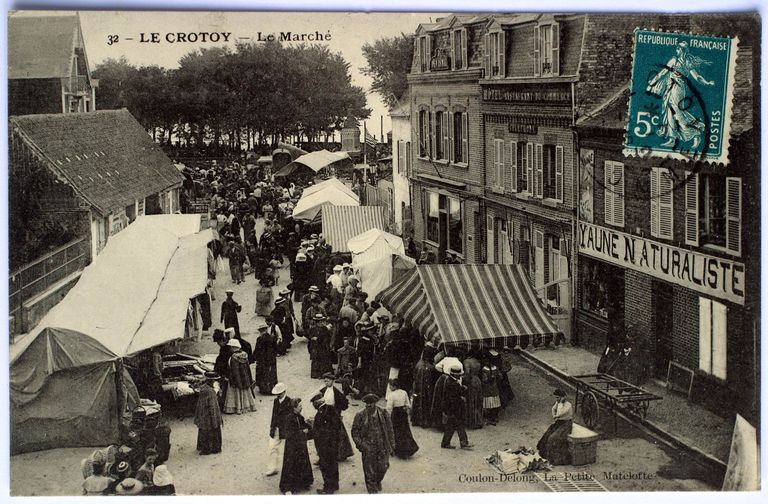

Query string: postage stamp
623 29 739 164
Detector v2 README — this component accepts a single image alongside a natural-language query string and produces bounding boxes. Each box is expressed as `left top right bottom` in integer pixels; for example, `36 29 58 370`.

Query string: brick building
408 14 492 263
574 16 759 421
8 14 98 116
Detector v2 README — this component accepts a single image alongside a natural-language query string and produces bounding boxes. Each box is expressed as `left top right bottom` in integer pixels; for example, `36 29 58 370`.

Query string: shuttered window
535 144 544 198
684 171 699 246
650 167 673 240
493 139 504 189
534 231 545 288
509 141 518 192
526 143 534 194
447 111 454 163
461 113 469 164
699 297 727 380
555 145 564 202
725 177 741 255
534 23 560 76
604 161 625 227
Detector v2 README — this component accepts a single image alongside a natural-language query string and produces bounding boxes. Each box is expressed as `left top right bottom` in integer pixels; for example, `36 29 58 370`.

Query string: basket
130 401 162 431
568 424 599 466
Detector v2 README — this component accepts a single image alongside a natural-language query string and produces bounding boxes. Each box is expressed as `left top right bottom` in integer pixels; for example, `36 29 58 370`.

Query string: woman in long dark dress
195 372 223 455
279 398 314 494
537 388 573 465
309 314 335 379
410 344 439 428
254 323 279 394
386 380 419 458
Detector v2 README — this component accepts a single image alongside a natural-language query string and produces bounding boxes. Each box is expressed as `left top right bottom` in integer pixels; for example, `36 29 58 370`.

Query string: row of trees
94 41 371 150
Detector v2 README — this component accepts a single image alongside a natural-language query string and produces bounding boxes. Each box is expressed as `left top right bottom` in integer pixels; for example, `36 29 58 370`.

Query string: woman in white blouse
386 379 419 459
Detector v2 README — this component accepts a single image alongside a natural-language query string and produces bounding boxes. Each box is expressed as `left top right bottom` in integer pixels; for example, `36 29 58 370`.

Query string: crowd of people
117 159 571 495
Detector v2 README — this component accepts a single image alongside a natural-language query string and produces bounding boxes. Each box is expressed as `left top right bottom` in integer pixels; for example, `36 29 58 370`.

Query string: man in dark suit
266 383 291 476
440 364 473 450
311 373 350 494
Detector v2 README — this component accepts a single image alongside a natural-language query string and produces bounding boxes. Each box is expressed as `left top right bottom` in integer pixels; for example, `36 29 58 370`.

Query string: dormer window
418 35 431 73
484 29 505 79
534 23 560 77
451 28 467 70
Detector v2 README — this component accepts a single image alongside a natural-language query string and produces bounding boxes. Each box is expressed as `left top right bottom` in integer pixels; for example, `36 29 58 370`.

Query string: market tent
322 206 385 253
292 186 359 222
10 327 139 454
301 177 359 202
272 143 307 172
348 229 415 299
274 150 351 179
378 264 560 348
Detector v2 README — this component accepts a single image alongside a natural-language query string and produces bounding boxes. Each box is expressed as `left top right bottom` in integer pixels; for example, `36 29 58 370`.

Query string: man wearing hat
343 275 360 306
339 263 352 290
309 313 334 379
265 383 291 476
536 388 573 465
270 297 291 356
439 364 473 450
355 321 376 395
220 289 242 339
254 323 279 394
278 288 296 348
327 264 344 294
338 296 360 325
195 372 223 455
310 373 349 494
351 394 395 494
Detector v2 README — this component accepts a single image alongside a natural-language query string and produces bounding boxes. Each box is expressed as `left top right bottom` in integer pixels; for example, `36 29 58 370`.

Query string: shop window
448 197 463 254
688 173 741 255
650 167 674 240
604 161 625 227
580 260 612 318
699 297 727 380
534 23 560 76
426 191 439 243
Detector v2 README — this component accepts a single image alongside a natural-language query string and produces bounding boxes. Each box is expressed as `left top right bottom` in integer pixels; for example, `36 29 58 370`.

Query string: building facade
390 96 412 236
8 14 98 116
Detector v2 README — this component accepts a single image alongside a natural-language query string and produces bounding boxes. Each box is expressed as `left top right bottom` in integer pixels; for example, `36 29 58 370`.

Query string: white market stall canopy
301 177 359 202
348 228 415 299
322 206 385 253
292 185 359 222
293 150 351 172
10 214 214 361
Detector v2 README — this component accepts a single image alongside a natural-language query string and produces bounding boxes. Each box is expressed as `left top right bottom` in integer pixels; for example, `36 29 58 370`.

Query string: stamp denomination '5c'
624 29 738 164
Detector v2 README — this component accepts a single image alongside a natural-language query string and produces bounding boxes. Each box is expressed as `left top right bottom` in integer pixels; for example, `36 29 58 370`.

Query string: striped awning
377 264 560 348
321 206 385 252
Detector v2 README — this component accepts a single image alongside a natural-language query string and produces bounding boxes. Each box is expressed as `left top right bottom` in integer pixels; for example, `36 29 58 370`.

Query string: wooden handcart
573 373 663 431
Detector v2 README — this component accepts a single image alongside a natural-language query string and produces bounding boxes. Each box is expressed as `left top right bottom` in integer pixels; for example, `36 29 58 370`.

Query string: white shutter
555 145 564 202
535 144 544 198
461 113 469 164
558 239 570 308
494 139 504 187
650 168 660 237
484 33 491 77
509 141 518 192
405 142 411 176
430 111 436 159
684 171 699 246
699 297 712 374
533 25 541 77
442 112 449 161
498 31 506 78
448 112 454 163
604 162 615 226
552 23 560 76
487 214 496 264
534 231 545 288
614 162 625 226
725 177 741 255
461 28 468 70
426 36 432 72
526 142 534 193
659 169 674 239
451 31 457 70
713 300 727 380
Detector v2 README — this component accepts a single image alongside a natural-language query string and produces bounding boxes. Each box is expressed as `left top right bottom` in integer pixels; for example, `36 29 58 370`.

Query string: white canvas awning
301 177 359 202
292 186 359 222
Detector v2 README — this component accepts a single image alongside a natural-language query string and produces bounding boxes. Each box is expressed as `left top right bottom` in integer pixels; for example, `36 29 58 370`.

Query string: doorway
653 281 674 378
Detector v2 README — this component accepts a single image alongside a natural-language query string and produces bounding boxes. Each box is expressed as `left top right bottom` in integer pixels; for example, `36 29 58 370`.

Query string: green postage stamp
624 29 738 164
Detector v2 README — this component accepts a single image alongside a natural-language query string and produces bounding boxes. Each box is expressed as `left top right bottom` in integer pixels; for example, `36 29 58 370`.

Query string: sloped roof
322 206 385 252
8 15 79 79
10 109 184 215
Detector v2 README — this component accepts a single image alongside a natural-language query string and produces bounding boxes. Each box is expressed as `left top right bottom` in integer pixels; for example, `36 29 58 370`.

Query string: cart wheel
581 391 600 429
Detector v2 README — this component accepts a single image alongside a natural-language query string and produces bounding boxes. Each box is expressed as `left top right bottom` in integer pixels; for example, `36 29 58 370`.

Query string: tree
92 56 136 109
361 33 415 109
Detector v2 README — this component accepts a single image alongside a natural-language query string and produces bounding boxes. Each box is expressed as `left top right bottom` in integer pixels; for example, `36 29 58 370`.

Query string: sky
9 10 443 141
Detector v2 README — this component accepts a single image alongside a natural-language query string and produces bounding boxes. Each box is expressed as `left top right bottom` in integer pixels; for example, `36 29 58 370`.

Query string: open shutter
509 141 518 192
712 301 727 379
604 162 615 226
426 36 432 72
448 111 454 162
430 111 436 159
498 31 506 77
486 214 496 264
699 297 712 374
484 33 491 77
526 143 534 193
451 31 457 70
555 145 564 202
650 168 660 237
559 238 570 307
461 28 468 70
405 142 411 176
552 23 560 76
535 144 544 198
659 169 674 239
725 177 741 255
534 231 545 288
443 112 450 161
533 25 541 77
614 162 624 226
461 113 469 164
684 171 699 246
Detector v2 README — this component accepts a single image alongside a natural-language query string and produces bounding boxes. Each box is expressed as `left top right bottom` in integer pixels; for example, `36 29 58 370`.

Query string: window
515 142 529 193
452 111 468 163
534 23 560 76
452 29 467 70
448 197 463 254
485 31 505 78
699 297 727 380
426 191 440 242
604 161 625 227
580 259 623 318
493 139 504 190
418 110 429 157
419 36 430 72
435 111 446 160
689 173 741 254
651 167 674 239
546 236 570 308
535 144 563 201
137 199 145 216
